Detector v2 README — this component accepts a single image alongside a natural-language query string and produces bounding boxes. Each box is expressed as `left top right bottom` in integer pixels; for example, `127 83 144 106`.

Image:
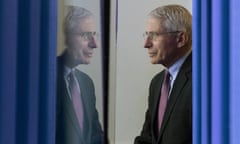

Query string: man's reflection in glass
56 6 103 144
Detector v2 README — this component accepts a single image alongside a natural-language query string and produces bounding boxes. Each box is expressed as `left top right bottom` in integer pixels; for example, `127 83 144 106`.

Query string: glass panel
56 1 105 143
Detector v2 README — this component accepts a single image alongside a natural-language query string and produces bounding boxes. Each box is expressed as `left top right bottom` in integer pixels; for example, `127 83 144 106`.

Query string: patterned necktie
158 70 170 131
68 71 84 130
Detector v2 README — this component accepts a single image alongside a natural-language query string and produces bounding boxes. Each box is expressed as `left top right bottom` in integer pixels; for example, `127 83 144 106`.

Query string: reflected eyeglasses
73 31 99 41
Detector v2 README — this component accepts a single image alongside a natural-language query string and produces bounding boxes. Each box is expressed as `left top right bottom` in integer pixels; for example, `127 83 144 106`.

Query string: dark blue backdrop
0 0 57 144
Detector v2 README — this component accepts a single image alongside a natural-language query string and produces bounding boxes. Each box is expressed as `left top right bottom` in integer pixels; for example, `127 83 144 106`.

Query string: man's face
144 17 179 67
67 16 98 65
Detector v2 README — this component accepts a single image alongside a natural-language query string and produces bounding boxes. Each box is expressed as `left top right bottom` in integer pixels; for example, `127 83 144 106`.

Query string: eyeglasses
143 31 180 41
73 31 99 41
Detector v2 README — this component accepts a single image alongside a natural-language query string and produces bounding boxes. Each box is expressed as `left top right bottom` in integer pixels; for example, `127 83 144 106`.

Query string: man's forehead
77 17 96 31
146 18 165 31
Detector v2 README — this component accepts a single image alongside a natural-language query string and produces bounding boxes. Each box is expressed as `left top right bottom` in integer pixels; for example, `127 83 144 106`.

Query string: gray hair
149 4 192 46
63 6 93 45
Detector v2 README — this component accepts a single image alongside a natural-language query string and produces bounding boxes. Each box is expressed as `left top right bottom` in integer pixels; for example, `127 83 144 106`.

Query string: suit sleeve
134 109 152 144
91 92 104 144
134 77 157 144
87 76 104 144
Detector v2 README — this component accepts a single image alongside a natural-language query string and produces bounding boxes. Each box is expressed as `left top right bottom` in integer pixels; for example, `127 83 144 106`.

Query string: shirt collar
64 65 77 79
168 50 191 81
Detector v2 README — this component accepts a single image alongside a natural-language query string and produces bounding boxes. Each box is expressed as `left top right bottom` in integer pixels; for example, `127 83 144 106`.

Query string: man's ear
176 31 188 48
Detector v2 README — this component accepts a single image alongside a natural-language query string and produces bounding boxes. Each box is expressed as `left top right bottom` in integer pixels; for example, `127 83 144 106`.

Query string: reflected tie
68 71 84 130
158 70 170 131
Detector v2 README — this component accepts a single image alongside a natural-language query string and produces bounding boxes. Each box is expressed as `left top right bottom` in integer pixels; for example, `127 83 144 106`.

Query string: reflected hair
63 6 93 38
148 4 192 46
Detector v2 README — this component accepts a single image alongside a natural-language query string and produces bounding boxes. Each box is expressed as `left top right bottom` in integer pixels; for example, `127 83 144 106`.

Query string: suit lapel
157 54 192 140
151 72 165 141
62 79 83 136
158 69 189 136
58 56 83 138
75 70 90 138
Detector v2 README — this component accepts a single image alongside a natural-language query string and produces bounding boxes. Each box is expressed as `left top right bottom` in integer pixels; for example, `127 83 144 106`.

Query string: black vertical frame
100 0 110 144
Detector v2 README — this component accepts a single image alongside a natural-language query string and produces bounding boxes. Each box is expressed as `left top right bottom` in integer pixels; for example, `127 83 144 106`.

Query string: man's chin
150 59 158 64
81 60 91 65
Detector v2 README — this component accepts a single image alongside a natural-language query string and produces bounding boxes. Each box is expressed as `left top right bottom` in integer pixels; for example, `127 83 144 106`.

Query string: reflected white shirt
63 66 80 100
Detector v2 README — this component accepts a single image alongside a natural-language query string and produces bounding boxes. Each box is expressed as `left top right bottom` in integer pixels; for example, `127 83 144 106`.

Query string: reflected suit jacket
56 55 103 144
135 53 192 144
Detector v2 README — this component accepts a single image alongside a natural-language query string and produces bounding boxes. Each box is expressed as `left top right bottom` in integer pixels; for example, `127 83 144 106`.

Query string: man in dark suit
134 5 192 144
56 6 103 144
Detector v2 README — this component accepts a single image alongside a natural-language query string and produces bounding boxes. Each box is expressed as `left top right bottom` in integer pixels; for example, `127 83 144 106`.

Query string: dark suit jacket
56 55 103 144
135 53 192 144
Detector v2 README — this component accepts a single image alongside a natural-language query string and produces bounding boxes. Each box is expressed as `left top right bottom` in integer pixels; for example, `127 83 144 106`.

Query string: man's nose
88 36 97 48
144 37 153 48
